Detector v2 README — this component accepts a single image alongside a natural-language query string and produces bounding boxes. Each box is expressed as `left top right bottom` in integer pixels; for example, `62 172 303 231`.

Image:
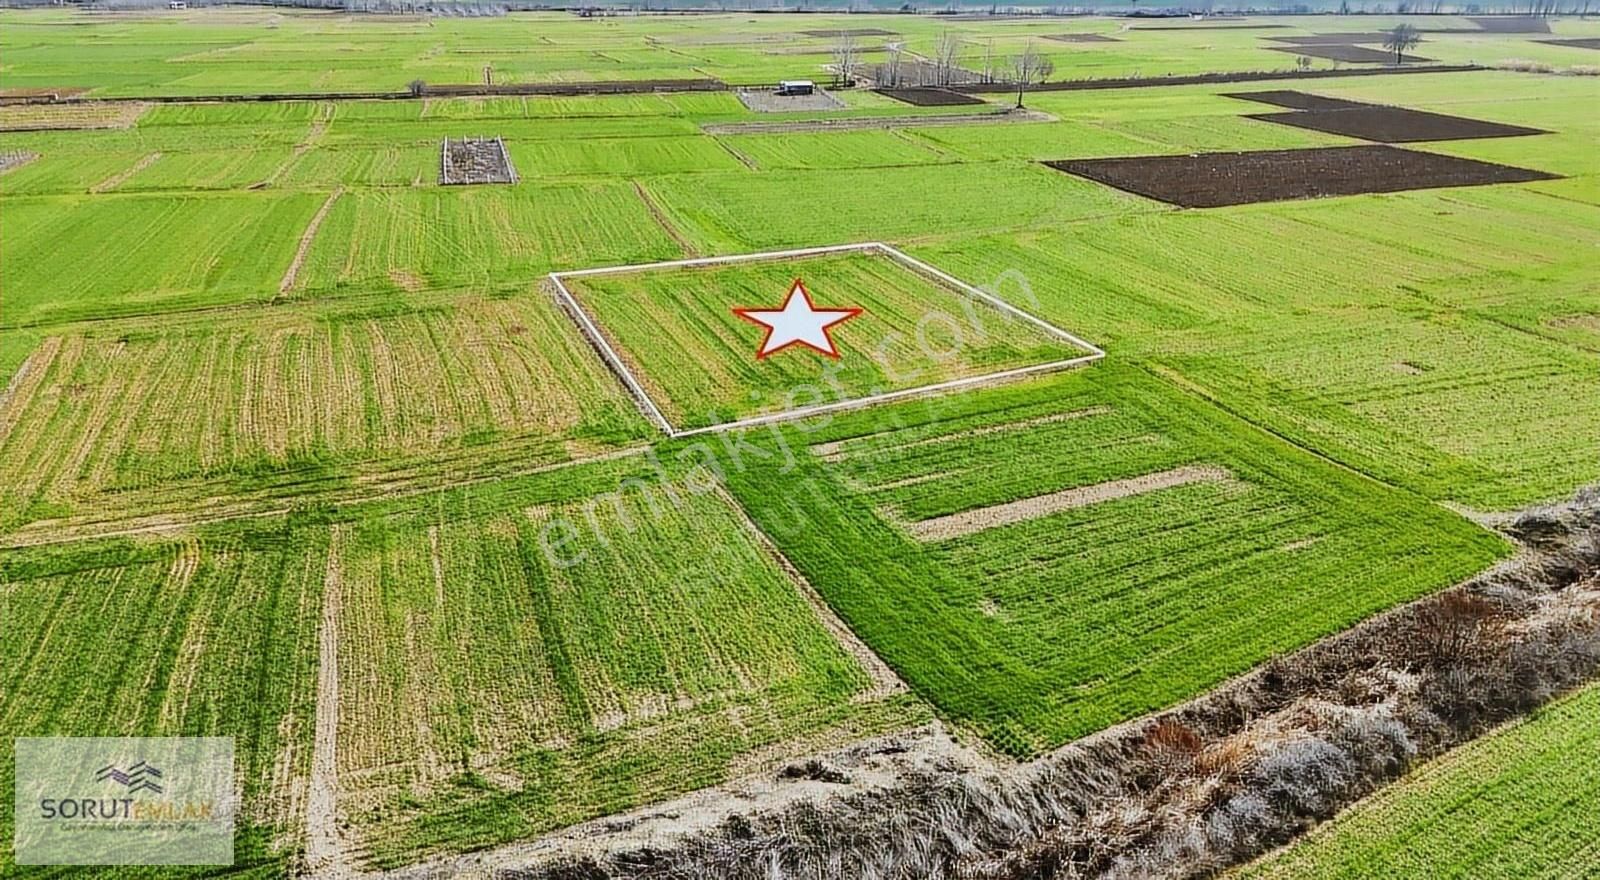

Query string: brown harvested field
1043 33 1120 42
1045 144 1560 208
0 86 89 101
874 87 987 106
1245 106 1547 143
1222 89 1371 110
1268 45 1432 64
0 101 146 131
1536 38 1600 50
1468 15 1551 33
1266 33 1400 45
799 27 898 37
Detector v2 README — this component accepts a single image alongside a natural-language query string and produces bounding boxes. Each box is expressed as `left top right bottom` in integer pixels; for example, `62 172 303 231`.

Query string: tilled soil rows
873 87 987 106
1223 89 1372 110
1268 44 1432 64
1042 33 1120 42
1246 105 1547 143
1536 37 1600 50
1046 144 1560 208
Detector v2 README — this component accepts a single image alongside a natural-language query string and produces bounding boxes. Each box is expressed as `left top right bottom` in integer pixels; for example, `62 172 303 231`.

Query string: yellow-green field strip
548 241 1106 438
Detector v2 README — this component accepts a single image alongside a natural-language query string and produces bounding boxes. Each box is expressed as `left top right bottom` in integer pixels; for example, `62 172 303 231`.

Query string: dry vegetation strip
90 151 161 193
279 187 343 295
306 524 351 879
0 100 147 131
632 180 699 257
906 465 1230 541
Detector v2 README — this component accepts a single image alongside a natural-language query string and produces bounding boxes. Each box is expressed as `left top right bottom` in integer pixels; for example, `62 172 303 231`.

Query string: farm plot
555 246 1094 432
1223 89 1377 110
0 290 649 532
714 129 951 170
1046 145 1560 208
874 87 988 106
736 87 845 113
1042 33 1120 43
722 364 1505 757
293 183 682 294
332 486 922 868
1266 45 1432 64
0 100 146 131
439 135 518 185
0 528 326 877
0 190 324 326
1242 106 1547 143
1238 680 1600 879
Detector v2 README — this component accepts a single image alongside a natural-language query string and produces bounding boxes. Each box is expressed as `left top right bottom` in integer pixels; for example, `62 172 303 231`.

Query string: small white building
169 1 187 8
776 80 815 96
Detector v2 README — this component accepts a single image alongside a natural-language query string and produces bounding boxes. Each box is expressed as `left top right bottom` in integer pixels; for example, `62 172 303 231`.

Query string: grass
0 529 326 878
1237 680 1600 879
334 485 923 867
560 248 1088 430
719 364 1507 757
0 10 1596 873
0 290 651 532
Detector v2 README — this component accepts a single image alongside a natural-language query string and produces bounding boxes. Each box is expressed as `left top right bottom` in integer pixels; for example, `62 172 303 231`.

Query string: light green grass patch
561 248 1088 430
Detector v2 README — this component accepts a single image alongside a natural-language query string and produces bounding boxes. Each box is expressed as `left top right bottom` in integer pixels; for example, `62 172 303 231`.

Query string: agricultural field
558 247 1093 430
1 6 1596 878
1237 679 1600 879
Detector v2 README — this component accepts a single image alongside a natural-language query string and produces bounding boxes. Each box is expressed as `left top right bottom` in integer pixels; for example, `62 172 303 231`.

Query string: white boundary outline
548 242 1105 438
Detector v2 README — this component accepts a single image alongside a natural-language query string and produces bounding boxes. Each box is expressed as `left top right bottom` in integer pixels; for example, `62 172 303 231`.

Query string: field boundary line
713 483 907 701
631 179 700 257
89 150 160 193
548 242 1104 439
307 524 354 880
278 186 343 297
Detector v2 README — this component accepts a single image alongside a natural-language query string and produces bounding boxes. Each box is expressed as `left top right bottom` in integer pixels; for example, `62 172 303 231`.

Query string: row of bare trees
835 31 1054 108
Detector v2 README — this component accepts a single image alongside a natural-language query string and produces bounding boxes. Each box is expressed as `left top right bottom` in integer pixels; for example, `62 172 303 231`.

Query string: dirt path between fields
908 465 1231 541
701 108 1051 135
714 484 906 701
306 524 355 879
631 179 699 257
90 151 160 193
279 186 343 296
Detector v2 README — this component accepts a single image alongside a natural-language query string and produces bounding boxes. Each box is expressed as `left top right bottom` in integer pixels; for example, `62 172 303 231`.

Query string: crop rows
564 249 1080 430
0 530 326 877
331 487 920 867
721 364 1505 756
0 292 648 531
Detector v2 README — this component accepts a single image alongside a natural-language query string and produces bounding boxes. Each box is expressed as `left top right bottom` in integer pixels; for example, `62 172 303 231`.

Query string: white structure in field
548 242 1105 438
776 80 816 96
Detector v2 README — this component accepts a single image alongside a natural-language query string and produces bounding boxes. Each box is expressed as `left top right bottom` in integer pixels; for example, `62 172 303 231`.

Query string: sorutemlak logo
14 737 235 866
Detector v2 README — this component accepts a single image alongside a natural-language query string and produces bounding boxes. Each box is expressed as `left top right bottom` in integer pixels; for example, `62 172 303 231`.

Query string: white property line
548 242 1105 439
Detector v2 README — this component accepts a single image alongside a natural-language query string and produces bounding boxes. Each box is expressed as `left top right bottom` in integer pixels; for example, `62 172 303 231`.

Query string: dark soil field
1536 37 1600 50
874 87 986 105
1223 89 1370 110
1468 15 1551 33
1043 33 1120 42
1246 106 1547 143
1269 45 1432 64
1267 33 1398 45
1045 144 1560 208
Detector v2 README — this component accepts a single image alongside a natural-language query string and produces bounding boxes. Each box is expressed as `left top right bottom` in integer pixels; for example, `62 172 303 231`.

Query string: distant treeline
0 0 1583 15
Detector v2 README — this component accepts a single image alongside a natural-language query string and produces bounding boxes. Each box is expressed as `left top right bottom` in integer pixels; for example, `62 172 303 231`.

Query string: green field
562 249 1089 429
1 7 1597 876
1237 680 1600 879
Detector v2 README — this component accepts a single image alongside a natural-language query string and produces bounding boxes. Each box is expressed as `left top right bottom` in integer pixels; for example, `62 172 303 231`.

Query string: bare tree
831 31 859 87
932 29 963 87
981 38 995 84
881 41 905 88
1008 40 1054 109
1382 24 1421 65
1295 54 1313 72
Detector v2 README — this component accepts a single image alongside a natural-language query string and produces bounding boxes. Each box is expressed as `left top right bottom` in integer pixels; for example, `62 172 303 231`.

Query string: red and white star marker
732 279 863 360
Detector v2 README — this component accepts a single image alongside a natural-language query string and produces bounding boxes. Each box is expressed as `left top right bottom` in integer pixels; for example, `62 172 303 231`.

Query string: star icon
732 279 863 360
